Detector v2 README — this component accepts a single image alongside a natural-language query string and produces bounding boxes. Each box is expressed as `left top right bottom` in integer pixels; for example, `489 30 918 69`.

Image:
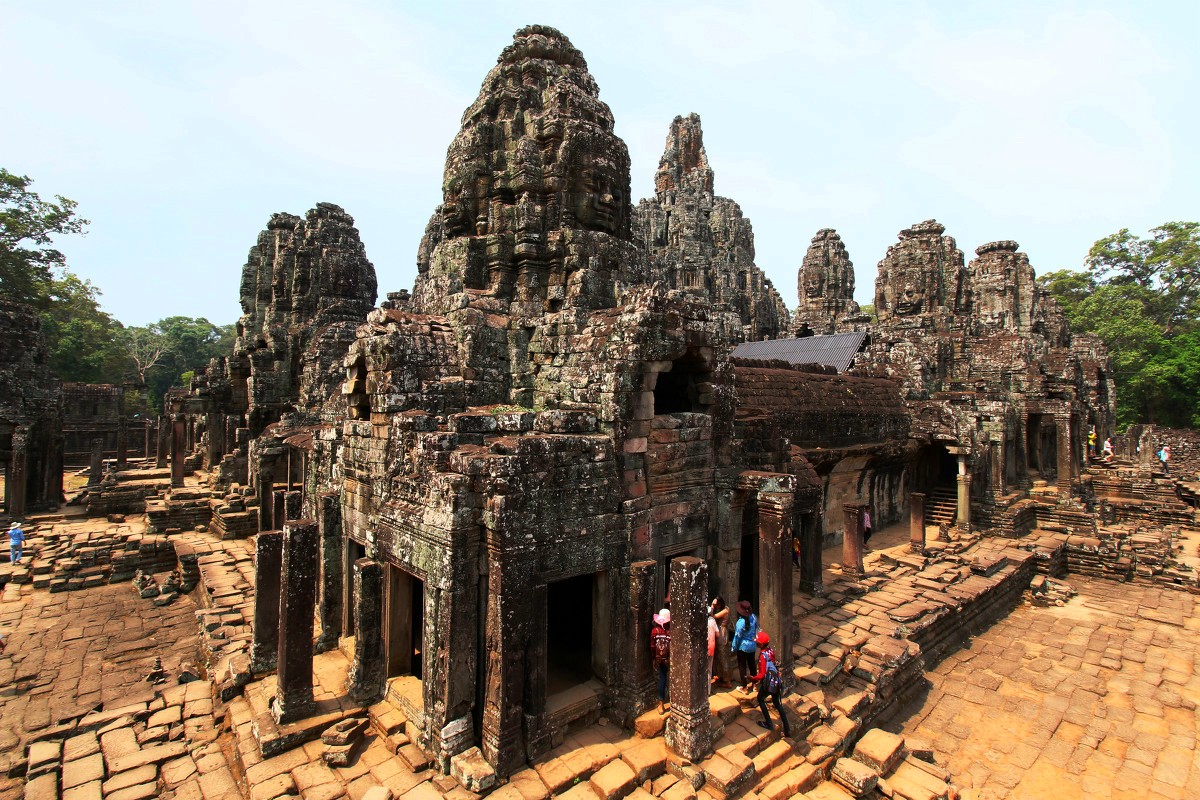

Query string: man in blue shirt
8 522 25 564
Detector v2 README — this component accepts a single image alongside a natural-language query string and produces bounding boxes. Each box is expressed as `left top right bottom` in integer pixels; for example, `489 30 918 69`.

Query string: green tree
136 317 236 409
0 168 89 308
1040 222 1200 429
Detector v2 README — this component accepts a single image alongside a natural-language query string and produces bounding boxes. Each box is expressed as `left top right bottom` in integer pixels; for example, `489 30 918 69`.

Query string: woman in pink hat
651 609 671 713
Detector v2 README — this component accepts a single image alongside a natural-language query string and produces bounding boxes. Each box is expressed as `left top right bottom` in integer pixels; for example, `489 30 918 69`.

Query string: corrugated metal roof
731 331 867 373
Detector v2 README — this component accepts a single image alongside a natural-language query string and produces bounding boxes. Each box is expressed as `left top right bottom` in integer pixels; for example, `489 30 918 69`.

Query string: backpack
764 655 782 694
652 628 671 665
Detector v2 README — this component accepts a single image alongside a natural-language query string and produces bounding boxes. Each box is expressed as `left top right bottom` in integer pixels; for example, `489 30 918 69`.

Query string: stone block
832 757 879 797
62 753 104 790
362 788 395 800
101 764 157 794
249 772 298 800
450 747 497 793
588 757 636 800
620 738 668 782
852 728 907 775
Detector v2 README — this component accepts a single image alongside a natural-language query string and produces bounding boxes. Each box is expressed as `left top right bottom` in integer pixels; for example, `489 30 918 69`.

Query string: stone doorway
384 566 424 680
1025 414 1057 479
546 573 595 697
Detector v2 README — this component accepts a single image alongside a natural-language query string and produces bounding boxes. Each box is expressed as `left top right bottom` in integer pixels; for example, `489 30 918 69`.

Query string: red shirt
751 646 777 681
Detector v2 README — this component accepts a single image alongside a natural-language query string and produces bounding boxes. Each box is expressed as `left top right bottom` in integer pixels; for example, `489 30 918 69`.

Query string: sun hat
755 631 770 645
736 600 752 615
8 522 18 529
653 609 671 625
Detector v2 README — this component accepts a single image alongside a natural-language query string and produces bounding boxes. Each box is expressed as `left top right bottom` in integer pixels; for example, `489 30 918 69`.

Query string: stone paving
885 578 1200 799
0 553 201 798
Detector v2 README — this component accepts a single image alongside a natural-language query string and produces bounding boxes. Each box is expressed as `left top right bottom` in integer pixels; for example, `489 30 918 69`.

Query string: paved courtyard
886 578 1200 799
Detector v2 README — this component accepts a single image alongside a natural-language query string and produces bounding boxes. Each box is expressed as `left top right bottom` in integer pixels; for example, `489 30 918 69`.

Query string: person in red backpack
750 631 790 737
651 609 671 713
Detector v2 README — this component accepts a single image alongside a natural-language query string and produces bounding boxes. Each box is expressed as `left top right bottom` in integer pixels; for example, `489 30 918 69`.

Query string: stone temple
3 23 1199 800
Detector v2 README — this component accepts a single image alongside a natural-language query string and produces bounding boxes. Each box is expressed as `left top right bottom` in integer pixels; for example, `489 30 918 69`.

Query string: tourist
750 631 790 737
731 600 759 692
7 522 24 564
1088 427 1097 456
651 609 671 713
710 596 733 688
1102 438 1114 463
791 534 801 567
706 606 719 691
862 508 873 547
1159 444 1171 474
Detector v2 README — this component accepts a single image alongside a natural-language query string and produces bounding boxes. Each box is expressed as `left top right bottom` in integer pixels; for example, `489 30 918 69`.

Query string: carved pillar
841 503 865 575
88 438 104 488
482 544 531 774
1056 416 1072 497
618 560 657 724
143 421 152 461
665 557 712 762
520 584 548 764
7 429 28 521
257 461 275 533
116 416 128 467
273 490 287 530
206 412 225 466
956 474 972 531
347 558 385 703
909 492 927 552
284 490 303 522
316 494 343 652
250 530 283 673
273 520 318 724
798 510 823 595
155 415 169 468
757 491 793 677
170 415 186 487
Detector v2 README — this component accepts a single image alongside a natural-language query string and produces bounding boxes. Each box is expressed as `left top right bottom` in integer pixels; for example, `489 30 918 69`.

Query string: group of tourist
650 596 790 736
1091 427 1173 473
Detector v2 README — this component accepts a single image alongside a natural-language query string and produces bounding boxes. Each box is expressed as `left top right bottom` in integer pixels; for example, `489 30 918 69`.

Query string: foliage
0 168 89 308
131 317 235 410
40 272 129 383
1039 222 1200 428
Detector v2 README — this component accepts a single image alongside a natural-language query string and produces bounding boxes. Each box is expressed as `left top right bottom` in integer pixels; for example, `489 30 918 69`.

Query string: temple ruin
2 22 1198 800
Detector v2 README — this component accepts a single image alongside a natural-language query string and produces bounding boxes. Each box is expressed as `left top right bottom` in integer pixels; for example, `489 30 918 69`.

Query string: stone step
398 742 433 772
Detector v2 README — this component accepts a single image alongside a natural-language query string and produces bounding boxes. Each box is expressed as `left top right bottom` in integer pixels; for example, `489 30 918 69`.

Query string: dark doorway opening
739 497 760 608
913 444 957 493
653 352 710 415
546 574 593 696
385 566 425 679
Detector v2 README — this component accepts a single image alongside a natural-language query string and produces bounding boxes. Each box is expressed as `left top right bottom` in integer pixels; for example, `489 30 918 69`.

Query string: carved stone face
896 282 924 316
803 270 825 299
570 163 619 234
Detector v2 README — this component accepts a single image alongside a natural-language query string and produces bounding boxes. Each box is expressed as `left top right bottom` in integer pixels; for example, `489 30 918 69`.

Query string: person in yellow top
1088 428 1097 456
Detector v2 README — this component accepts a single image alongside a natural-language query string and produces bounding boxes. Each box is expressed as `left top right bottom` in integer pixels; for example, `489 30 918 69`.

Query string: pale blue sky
4 0 1197 326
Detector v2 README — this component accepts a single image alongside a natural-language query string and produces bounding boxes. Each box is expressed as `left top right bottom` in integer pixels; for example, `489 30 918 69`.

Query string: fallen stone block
451 746 498 793
832 757 880 797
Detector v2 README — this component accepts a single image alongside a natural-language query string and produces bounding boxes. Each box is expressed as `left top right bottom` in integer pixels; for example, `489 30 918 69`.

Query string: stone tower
634 114 788 342
874 219 968 325
414 24 646 316
792 228 861 335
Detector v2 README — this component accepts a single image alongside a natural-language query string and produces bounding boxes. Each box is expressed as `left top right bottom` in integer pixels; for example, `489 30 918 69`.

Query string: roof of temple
731 331 868 373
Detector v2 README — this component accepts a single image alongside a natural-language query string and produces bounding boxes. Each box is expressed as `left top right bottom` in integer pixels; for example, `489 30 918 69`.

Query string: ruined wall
633 114 789 342
0 299 64 515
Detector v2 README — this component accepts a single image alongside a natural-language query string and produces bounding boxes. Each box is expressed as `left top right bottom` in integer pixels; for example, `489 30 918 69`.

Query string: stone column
316 494 343 652
956 453 972 531
909 493 927 552
798 511 823 595
625 560 657 718
156 415 169 468
88 438 104 487
170 415 186 487
116 416 128 467
273 490 287 530
347 558 385 703
1055 416 1072 496
665 557 712 762
481 541 534 774
7 430 28 521
143 421 152 461
757 491 794 676
205 412 225 466
841 503 865 575
250 530 283 673
257 462 276 533
284 490 303 522
273 519 319 724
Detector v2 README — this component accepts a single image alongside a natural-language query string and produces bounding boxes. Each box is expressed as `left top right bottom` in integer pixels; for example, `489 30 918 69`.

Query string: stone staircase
923 487 956 527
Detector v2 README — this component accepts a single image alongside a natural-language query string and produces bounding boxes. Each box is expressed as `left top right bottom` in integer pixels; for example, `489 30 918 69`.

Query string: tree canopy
1039 222 1200 429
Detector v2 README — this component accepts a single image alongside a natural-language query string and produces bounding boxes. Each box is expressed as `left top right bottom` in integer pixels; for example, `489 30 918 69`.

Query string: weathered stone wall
0 298 64 516
633 114 788 342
